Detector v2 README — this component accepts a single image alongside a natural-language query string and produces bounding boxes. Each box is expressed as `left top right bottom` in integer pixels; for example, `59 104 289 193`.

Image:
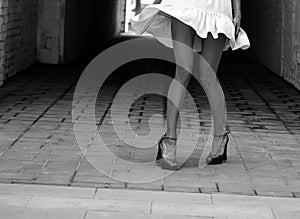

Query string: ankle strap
163 133 177 141
214 131 230 137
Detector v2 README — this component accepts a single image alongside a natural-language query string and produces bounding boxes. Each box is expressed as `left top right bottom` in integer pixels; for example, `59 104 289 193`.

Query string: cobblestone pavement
0 38 300 199
1 183 299 218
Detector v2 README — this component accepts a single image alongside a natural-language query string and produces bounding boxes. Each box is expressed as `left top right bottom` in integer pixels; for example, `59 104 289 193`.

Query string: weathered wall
0 0 127 86
282 0 300 90
241 0 284 76
241 0 300 90
0 0 38 86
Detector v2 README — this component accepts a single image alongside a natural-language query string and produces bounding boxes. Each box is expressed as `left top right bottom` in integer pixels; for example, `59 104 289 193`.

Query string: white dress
130 0 250 52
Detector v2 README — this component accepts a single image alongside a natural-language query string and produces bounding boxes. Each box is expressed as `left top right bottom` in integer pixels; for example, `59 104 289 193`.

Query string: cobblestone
0 53 299 197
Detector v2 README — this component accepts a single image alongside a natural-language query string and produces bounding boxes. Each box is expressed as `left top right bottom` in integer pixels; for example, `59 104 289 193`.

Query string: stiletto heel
156 133 179 170
156 138 163 161
206 131 230 165
223 142 228 161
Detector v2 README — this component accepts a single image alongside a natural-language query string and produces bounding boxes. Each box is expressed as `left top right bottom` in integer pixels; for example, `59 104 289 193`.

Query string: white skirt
130 0 250 52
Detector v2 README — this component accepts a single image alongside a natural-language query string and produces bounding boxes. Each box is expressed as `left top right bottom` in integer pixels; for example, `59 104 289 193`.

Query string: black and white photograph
0 0 299 218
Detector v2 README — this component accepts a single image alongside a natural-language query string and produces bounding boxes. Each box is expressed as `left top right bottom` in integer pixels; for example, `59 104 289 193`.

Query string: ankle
214 126 227 136
165 138 176 145
166 130 177 139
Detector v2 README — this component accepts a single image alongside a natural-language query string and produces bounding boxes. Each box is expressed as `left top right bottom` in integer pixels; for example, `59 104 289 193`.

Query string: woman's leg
198 33 227 154
165 17 195 143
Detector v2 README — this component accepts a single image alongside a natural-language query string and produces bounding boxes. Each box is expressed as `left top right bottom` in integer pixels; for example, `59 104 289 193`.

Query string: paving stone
95 188 211 204
255 190 294 198
0 159 25 173
27 196 151 213
163 186 200 193
0 57 299 197
292 192 300 198
33 174 72 185
73 175 120 184
0 178 13 183
0 207 86 219
105 182 127 189
271 208 300 219
253 184 297 193
200 187 219 194
213 193 300 208
0 193 32 208
151 202 274 218
217 182 256 196
85 211 207 219
127 181 163 191
0 183 96 199
164 176 206 185
71 182 107 188
286 180 300 187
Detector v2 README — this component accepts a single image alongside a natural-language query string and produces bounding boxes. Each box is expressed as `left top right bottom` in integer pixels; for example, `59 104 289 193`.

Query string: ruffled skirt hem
130 4 250 52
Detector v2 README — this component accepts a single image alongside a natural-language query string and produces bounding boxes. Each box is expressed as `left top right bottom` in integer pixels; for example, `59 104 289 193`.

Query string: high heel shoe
206 131 230 165
156 133 179 170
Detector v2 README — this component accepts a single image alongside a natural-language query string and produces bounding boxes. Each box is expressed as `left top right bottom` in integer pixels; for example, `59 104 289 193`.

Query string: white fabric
130 0 250 52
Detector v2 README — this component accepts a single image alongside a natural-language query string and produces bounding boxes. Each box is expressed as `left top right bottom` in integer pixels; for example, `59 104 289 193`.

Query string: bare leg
198 33 227 154
165 18 195 144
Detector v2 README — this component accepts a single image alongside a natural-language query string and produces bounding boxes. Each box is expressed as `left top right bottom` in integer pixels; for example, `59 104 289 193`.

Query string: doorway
124 0 155 34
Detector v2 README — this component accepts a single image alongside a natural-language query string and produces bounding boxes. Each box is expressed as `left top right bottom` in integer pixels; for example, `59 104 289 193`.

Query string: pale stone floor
0 183 300 219
0 37 300 218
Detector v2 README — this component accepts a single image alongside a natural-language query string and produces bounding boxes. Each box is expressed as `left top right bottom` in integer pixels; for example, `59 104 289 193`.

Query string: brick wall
242 0 300 90
0 0 38 86
282 0 300 90
242 0 284 76
0 0 127 86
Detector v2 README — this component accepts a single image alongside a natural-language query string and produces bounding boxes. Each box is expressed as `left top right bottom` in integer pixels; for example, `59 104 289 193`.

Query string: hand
233 14 241 39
